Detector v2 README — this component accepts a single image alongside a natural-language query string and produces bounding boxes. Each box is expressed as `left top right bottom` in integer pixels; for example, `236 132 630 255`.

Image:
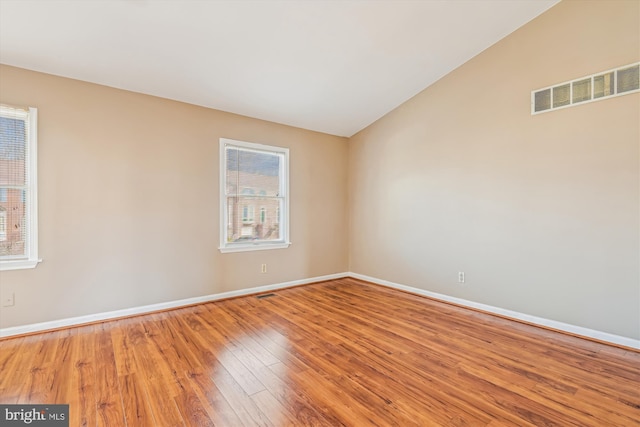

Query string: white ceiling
0 0 558 137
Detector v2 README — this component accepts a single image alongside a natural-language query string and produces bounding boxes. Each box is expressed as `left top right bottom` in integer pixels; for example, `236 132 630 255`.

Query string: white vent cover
532 62 639 114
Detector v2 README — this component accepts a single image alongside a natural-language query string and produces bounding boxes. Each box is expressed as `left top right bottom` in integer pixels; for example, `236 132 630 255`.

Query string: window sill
219 242 291 254
0 258 42 271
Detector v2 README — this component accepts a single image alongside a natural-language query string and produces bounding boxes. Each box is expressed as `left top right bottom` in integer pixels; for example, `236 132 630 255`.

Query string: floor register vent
532 62 639 114
256 293 277 299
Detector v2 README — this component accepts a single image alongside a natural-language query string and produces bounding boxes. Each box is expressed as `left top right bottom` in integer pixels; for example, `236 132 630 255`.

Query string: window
617 65 640 93
532 62 640 114
594 72 614 99
0 105 39 270
220 138 290 252
572 78 591 103
242 205 255 223
552 84 570 108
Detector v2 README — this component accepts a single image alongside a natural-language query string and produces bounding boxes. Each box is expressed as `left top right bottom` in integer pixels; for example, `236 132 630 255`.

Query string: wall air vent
532 62 639 115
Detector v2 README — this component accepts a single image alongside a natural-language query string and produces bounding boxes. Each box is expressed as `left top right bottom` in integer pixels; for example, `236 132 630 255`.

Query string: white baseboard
349 272 640 350
3 271 638 350
0 272 348 338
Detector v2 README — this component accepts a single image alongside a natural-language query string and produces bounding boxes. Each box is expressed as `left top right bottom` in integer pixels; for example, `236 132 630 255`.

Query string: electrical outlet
261 264 267 273
458 272 465 284
2 292 15 307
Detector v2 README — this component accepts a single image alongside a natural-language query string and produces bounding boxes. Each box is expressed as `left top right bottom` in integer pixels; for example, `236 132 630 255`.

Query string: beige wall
349 0 640 339
0 65 349 328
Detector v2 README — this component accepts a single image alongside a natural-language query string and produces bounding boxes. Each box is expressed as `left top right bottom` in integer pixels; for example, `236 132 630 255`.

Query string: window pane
0 116 26 186
594 72 614 98
0 112 28 257
0 189 26 256
226 196 281 243
552 84 570 108
221 139 288 251
534 89 551 112
617 65 639 93
572 78 591 103
226 147 281 197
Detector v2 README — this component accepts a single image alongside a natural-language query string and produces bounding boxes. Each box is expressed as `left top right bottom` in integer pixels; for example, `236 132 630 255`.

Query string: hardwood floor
1 278 639 426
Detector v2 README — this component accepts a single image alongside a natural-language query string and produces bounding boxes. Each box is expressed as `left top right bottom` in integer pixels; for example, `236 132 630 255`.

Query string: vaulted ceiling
0 0 558 136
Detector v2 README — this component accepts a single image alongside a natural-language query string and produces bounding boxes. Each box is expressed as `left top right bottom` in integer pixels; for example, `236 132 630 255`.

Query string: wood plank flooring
1 278 639 426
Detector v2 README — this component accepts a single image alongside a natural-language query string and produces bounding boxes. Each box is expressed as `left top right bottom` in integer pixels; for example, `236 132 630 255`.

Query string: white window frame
219 138 290 253
0 105 40 271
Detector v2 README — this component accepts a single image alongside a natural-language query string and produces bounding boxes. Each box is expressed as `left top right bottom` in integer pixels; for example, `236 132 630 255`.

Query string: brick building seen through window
0 114 27 256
